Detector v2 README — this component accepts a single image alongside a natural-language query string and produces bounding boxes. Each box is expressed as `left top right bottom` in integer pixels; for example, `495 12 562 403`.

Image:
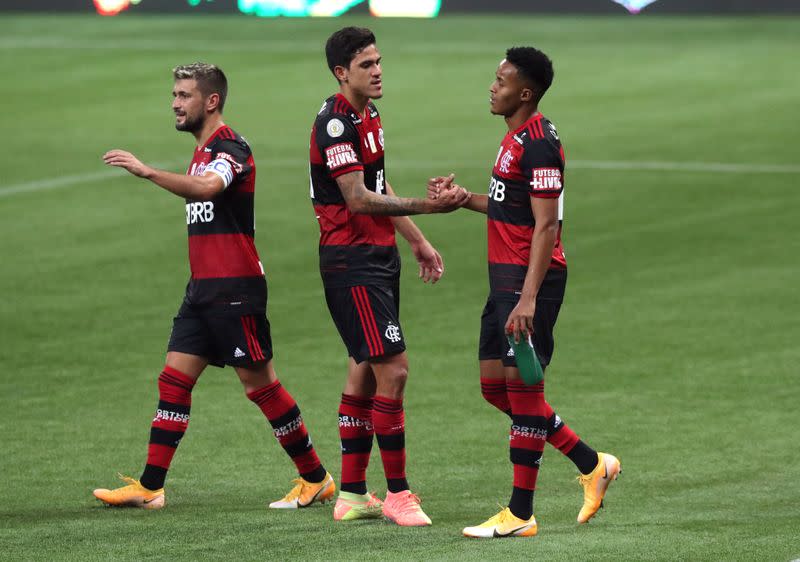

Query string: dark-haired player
429 48 621 538
94 62 333 510
310 27 469 527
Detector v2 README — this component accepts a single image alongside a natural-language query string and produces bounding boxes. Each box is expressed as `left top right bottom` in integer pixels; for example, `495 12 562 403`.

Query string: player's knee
373 355 408 397
391 364 408 385
380 362 408 392
384 364 408 396
235 360 275 394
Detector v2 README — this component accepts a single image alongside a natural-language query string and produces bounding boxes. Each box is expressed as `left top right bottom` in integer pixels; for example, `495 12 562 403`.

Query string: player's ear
206 92 221 113
520 88 534 103
334 65 348 83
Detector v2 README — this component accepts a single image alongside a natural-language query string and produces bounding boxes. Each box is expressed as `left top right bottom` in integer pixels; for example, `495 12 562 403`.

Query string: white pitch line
569 160 800 174
0 168 128 198
1 158 798 198
386 159 800 173
0 161 184 198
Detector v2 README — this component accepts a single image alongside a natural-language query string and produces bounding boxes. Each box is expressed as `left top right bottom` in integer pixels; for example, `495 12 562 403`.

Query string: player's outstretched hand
411 239 444 284
505 299 536 344
427 173 455 200
103 149 152 178
428 183 470 213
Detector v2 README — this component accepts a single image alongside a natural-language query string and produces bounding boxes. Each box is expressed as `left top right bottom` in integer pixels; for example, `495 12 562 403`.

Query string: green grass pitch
1 13 798 561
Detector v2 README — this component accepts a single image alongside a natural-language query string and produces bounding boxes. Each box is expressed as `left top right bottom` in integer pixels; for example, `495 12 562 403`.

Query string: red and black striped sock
544 402 599 475
338 394 374 495
482 377 599 476
480 376 511 415
373 395 408 493
507 380 548 520
140 366 196 491
248 380 326 483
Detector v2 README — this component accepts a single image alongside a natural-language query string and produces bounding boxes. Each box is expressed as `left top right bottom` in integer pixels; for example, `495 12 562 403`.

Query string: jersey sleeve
520 141 564 199
207 139 253 189
314 116 363 178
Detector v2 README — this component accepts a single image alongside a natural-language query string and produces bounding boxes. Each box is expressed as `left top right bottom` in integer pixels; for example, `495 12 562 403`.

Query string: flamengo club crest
384 323 402 343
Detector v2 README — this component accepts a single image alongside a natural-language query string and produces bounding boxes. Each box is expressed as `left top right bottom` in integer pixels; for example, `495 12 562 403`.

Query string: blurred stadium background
1 1 798 560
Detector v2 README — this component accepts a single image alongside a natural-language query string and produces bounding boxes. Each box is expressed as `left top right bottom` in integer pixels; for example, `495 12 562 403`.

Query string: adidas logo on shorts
234 347 246 358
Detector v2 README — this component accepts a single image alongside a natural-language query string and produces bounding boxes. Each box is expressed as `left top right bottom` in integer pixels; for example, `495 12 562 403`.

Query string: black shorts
324 284 405 363
167 301 273 368
479 268 567 370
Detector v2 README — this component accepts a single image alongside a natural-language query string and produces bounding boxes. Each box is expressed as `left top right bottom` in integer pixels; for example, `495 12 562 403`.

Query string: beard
175 112 204 133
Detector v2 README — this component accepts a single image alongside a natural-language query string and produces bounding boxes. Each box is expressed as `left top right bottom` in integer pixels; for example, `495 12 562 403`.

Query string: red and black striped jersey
487 113 566 298
309 93 398 288
184 125 266 312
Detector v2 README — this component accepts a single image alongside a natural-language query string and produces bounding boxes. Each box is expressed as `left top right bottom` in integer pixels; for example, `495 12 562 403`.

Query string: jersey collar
198 125 228 152
335 92 369 119
509 112 543 137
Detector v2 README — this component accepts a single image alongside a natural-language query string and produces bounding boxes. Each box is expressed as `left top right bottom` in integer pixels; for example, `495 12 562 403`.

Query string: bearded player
94 63 333 510
429 48 621 538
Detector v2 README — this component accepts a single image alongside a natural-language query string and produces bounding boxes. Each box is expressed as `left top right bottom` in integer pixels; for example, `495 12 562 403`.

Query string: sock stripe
268 404 302 430
159 372 195 394
373 401 403 414
247 381 282 406
145 445 178 470
149 427 185 447
341 394 374 409
282 436 313 458
341 436 374 454
156 400 191 416
507 385 544 394
512 414 550 427
507 381 544 391
161 366 196 385
481 387 507 395
375 433 405 451
510 447 543 466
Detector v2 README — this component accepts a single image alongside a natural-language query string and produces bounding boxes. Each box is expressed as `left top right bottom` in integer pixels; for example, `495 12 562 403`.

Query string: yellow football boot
269 472 335 508
462 507 538 538
577 452 621 523
93 474 165 510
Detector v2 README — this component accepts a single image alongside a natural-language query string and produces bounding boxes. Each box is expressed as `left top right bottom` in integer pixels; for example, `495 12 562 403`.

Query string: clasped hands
426 173 470 211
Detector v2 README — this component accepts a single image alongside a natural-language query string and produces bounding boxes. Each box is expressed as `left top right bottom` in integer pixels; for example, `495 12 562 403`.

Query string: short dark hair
505 47 554 102
325 27 376 79
173 62 228 112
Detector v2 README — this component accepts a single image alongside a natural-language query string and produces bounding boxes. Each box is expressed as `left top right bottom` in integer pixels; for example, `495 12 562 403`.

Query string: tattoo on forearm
337 172 428 216
361 194 426 216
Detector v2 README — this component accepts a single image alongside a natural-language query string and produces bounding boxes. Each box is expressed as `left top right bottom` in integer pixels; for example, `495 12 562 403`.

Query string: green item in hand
507 333 544 385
